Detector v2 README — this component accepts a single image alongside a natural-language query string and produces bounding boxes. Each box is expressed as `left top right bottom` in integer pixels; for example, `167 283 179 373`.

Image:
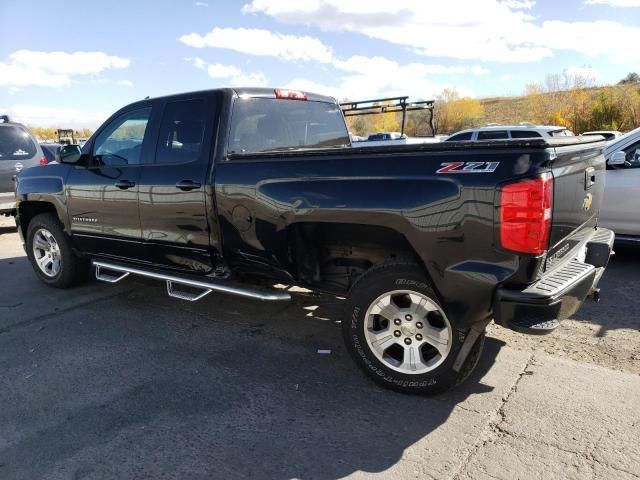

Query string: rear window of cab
228 98 350 154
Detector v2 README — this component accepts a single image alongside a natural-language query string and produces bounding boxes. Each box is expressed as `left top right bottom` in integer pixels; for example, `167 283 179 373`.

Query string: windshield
0 126 37 160
228 98 350 154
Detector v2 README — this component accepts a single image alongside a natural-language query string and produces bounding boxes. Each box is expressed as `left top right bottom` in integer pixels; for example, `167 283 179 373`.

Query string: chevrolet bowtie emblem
582 193 593 212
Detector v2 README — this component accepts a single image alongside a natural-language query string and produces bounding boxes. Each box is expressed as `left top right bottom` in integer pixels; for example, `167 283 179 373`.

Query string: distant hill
479 83 640 132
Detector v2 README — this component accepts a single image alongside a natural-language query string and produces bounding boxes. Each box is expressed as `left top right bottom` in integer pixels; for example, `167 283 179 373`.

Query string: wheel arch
17 201 63 240
287 221 437 295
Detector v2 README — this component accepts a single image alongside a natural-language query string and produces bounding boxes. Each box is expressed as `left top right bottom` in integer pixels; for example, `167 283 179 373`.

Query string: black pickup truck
14 87 614 394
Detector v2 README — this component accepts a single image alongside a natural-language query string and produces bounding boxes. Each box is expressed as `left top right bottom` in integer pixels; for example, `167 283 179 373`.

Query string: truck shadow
0 224 17 235
0 277 504 480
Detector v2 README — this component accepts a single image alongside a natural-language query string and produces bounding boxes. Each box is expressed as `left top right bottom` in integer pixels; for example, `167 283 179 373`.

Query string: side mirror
56 144 82 164
609 151 626 167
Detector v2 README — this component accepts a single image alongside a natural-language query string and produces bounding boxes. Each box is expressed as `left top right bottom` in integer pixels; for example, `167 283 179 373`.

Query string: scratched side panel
214 148 549 327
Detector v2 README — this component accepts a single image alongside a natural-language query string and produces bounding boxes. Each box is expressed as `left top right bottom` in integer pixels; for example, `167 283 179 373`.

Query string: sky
1 0 639 128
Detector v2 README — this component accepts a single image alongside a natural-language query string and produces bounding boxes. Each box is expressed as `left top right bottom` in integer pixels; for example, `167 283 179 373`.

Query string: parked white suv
599 126 640 242
445 124 575 141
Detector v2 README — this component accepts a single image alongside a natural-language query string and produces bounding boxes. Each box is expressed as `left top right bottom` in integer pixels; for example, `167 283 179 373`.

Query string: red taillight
499 173 553 255
39 156 47 166
274 88 307 100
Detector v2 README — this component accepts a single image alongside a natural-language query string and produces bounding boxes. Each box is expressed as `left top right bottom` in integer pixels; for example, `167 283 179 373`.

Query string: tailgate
546 141 606 267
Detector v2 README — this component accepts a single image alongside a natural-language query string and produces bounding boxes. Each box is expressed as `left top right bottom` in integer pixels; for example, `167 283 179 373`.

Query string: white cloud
282 78 341 99
502 0 536 8
0 50 130 88
564 66 600 80
499 74 516 81
116 80 134 87
4 105 108 129
242 0 640 64
284 55 478 101
195 1 208 6
185 57 207 70
184 59 267 87
585 0 640 6
179 25 489 98
207 64 241 78
332 55 487 76
179 27 333 63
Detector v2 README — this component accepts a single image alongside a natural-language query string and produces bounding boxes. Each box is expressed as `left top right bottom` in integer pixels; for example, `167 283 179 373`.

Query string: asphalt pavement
0 216 638 480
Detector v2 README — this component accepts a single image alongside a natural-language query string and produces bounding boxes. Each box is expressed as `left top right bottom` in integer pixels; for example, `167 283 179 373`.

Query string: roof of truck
135 87 338 105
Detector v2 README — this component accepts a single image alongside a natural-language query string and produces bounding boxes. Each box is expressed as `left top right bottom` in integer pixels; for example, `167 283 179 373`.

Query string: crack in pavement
449 352 536 480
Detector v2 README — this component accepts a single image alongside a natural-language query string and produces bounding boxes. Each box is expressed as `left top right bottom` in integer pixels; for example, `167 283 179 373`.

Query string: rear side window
446 132 473 141
477 130 508 140
228 98 350 154
510 130 542 138
0 126 37 160
156 99 207 164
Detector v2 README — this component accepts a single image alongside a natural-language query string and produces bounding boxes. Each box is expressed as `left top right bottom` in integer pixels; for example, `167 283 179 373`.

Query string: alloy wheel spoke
400 345 423 372
34 234 48 251
370 333 398 356
51 257 61 275
370 299 402 322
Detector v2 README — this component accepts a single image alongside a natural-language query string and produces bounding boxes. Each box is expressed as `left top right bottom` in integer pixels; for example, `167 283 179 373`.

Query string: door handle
115 180 136 190
175 180 202 191
585 167 595 190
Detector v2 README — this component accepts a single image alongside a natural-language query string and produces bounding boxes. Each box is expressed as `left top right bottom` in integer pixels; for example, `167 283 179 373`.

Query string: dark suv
0 116 44 215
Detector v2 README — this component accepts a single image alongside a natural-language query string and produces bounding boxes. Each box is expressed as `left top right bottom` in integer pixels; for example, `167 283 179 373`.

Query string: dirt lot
0 215 638 480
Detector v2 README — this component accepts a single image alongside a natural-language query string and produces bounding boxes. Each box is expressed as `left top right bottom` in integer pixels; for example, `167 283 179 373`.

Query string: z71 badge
436 161 500 174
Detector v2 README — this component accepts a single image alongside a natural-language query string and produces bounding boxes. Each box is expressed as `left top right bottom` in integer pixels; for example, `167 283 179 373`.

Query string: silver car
0 116 44 215
599 126 640 242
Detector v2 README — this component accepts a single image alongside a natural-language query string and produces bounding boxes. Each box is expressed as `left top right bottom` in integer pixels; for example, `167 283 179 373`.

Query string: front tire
342 262 485 394
26 213 89 288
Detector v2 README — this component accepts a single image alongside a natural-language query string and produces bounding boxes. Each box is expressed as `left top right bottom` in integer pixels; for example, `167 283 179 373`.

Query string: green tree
619 72 640 85
591 88 625 131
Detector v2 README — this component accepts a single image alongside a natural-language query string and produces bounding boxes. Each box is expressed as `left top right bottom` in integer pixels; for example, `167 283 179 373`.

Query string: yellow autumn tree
434 89 484 134
368 102 402 133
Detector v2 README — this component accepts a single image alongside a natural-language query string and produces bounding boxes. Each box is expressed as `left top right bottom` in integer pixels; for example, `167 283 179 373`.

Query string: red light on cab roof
274 88 307 100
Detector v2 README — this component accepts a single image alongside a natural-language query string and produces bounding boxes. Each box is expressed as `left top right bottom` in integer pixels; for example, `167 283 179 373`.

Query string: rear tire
26 213 89 288
342 262 485 394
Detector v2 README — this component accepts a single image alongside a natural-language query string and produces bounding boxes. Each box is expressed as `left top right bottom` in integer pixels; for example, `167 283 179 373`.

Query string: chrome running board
92 260 291 302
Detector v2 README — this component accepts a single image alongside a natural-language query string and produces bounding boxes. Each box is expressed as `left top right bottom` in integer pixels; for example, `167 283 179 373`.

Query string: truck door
67 106 154 260
137 95 218 273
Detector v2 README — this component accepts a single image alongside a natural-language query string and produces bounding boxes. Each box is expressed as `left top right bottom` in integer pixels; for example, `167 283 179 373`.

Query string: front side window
622 141 640 168
156 99 207 164
228 98 350 154
0 126 37 160
477 130 508 140
94 108 151 166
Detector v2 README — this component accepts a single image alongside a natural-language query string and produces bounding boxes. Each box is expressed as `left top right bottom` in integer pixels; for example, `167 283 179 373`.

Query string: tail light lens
274 88 307 100
39 156 47 166
499 173 553 255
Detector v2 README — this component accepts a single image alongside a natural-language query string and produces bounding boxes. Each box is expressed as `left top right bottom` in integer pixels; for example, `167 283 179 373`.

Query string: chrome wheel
364 290 452 375
32 228 62 278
